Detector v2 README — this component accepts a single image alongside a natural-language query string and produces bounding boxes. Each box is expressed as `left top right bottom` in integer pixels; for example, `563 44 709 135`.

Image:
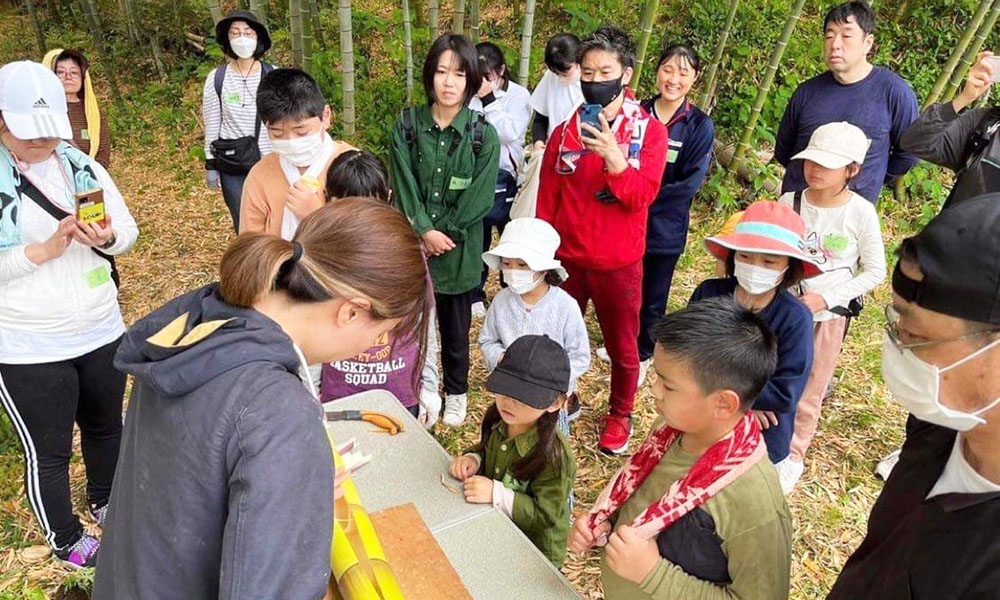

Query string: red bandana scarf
556 88 650 175
587 412 767 541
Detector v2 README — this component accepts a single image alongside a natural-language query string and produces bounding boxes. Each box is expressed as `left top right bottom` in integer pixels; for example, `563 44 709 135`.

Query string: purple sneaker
89 503 108 527
55 533 99 569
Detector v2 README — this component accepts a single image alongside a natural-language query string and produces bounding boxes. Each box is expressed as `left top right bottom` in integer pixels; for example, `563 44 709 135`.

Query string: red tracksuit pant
561 260 642 417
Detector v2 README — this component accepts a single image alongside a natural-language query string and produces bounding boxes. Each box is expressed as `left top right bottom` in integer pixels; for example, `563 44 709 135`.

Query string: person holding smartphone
536 26 668 455
0 61 138 568
901 51 1000 209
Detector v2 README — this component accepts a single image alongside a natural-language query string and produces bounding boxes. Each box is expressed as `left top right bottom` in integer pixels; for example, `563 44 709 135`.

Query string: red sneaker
599 414 632 455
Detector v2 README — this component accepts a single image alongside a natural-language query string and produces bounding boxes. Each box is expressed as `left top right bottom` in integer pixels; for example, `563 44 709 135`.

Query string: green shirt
601 437 792 600
390 105 501 294
472 421 575 567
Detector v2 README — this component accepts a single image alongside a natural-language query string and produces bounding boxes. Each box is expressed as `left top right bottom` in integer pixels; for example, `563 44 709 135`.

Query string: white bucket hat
792 121 869 169
482 218 569 281
0 61 72 140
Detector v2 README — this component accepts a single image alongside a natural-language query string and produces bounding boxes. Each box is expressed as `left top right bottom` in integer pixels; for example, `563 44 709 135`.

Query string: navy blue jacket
690 278 814 463
775 67 919 203
640 98 715 255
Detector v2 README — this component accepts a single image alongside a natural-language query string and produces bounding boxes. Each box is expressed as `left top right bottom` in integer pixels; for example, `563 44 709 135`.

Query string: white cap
0 61 72 140
792 121 869 168
482 218 569 281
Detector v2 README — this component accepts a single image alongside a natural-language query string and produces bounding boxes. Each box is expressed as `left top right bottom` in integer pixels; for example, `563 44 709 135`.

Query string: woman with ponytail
94 197 432 600
448 335 576 568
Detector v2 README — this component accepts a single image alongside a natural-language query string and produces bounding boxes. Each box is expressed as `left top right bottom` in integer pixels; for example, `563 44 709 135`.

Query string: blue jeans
219 171 247 232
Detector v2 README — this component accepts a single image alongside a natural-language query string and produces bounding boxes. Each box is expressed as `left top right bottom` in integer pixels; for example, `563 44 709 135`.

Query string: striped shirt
201 63 272 161
66 101 111 168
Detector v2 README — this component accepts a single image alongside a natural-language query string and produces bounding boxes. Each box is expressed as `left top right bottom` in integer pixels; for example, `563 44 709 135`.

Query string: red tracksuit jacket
536 108 668 271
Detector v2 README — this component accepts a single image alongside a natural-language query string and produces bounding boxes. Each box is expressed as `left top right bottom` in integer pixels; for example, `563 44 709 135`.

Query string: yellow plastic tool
329 433 405 600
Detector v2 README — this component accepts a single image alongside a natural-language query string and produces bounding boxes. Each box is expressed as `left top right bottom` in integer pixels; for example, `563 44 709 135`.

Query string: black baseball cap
893 193 1000 324
485 335 571 409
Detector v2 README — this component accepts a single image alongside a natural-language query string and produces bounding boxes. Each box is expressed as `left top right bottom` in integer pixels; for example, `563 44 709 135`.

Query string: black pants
474 170 517 304
435 290 475 395
0 338 126 549
637 253 681 362
220 171 247 232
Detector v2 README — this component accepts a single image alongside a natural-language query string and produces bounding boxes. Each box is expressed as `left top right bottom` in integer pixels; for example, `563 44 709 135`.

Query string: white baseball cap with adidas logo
0 61 72 140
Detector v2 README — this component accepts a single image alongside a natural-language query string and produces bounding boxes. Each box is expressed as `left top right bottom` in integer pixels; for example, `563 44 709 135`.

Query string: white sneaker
637 359 652 386
875 449 901 481
596 347 611 363
775 457 804 495
442 393 468 427
471 302 487 320
419 388 442 429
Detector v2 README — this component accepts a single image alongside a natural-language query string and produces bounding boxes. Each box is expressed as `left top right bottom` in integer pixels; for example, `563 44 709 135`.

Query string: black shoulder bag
210 62 275 175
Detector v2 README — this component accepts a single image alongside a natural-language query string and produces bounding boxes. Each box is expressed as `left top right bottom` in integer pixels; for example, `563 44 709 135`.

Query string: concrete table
325 390 581 600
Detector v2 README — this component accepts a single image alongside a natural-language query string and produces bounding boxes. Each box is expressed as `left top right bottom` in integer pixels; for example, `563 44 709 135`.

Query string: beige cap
792 121 869 168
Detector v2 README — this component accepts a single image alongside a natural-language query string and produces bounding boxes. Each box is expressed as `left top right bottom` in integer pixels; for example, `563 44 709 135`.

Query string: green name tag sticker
501 472 529 494
84 265 111 289
449 176 472 191
667 148 679 164
80 128 90 141
823 233 850 253
224 92 242 106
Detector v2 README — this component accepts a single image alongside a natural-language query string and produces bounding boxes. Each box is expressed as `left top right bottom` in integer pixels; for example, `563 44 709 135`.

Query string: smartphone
580 103 603 140
75 188 106 226
988 56 1000 83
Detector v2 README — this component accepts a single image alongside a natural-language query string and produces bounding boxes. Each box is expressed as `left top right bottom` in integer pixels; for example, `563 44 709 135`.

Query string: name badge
81 128 90 141
667 148 679 164
224 92 242 106
85 265 111 288
449 176 472 190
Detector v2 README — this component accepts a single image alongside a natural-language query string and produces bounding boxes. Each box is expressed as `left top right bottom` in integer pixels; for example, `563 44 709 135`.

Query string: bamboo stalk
925 0 994 108
290 0 305 68
25 0 47 55
469 0 480 42
632 0 660 90
727 0 807 179
702 0 740 112
249 0 267 27
78 0 127 115
204 0 223 24
339 0 357 136
943 0 1000 100
303 0 314 72
453 0 465 34
517 0 537 86
309 0 326 49
428 0 439 37
403 0 415 102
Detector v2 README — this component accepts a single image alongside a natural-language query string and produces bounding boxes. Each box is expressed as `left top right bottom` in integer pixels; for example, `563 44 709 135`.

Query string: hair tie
290 241 304 263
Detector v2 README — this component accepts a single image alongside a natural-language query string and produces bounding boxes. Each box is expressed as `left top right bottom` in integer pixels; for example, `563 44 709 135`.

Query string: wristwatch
99 232 117 250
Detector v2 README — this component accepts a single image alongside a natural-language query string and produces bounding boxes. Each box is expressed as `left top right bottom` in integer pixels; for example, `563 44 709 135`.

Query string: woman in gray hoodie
94 198 432 599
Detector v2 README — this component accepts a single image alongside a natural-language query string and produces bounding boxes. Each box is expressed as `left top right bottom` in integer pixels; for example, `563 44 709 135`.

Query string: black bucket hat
485 335 571 409
215 10 272 58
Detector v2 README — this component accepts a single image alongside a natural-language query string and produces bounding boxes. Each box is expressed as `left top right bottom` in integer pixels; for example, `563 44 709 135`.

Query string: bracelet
99 232 117 250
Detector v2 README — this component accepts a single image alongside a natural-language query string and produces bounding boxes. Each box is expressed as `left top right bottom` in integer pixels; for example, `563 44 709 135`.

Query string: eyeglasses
55 70 81 80
884 304 1000 351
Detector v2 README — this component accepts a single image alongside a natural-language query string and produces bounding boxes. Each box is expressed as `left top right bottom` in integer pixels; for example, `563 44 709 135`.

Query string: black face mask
580 76 623 107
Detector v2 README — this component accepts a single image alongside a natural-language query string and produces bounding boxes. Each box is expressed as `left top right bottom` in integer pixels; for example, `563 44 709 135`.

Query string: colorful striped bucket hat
705 201 822 278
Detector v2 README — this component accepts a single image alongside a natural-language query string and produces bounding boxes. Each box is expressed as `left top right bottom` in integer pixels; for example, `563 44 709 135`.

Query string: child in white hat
479 218 591 433
778 121 887 492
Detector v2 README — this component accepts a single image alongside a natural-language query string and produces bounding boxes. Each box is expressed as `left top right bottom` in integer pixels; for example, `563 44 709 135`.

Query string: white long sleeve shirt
529 69 583 139
478 286 590 393
778 190 886 322
0 156 138 363
469 80 532 176
202 64 272 162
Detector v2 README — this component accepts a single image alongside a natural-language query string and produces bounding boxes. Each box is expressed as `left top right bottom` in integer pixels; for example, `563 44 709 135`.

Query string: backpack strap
402 106 418 146
449 112 488 157
792 189 802 214
214 63 227 103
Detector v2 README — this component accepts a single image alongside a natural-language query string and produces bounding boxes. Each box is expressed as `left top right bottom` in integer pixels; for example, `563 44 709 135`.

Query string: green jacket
601 438 792 600
470 421 575 567
390 104 501 295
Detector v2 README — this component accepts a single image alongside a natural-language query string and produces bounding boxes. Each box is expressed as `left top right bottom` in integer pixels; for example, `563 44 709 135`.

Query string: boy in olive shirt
569 297 792 600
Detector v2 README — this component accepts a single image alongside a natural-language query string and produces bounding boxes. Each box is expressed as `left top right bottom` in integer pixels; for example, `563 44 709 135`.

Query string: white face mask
734 260 786 295
271 130 324 167
503 268 543 295
230 36 258 59
882 334 1000 432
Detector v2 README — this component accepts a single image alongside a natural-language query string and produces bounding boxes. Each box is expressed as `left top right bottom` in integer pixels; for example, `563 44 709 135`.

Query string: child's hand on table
462 475 494 503
449 455 478 480
568 514 611 554
605 524 659 585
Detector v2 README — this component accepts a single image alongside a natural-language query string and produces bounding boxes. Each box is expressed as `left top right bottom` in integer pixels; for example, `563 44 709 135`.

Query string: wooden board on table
371 503 473 600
